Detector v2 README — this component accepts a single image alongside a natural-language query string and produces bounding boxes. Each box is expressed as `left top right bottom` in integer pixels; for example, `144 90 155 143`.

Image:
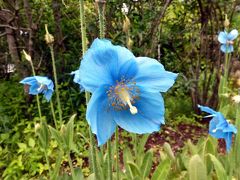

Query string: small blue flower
218 29 238 53
20 76 54 101
198 105 237 152
73 38 178 145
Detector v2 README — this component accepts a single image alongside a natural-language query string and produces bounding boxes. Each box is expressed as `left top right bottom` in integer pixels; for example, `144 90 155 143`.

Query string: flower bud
123 15 130 33
35 123 41 133
224 14 230 28
127 37 133 50
22 50 32 62
232 95 240 104
44 24 54 45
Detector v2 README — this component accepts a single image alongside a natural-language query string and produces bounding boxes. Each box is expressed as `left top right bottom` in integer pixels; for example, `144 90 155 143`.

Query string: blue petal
222 124 237 134
35 76 54 90
221 44 233 53
86 85 117 145
29 83 40 95
44 90 53 101
227 29 238 41
71 70 84 92
20 76 37 85
134 57 178 93
118 59 138 80
79 38 135 92
198 105 217 115
113 88 164 134
218 31 228 44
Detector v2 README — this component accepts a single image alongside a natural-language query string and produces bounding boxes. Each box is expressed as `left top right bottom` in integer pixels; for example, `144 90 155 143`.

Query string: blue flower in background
20 76 54 101
198 105 237 152
73 38 178 145
218 29 238 53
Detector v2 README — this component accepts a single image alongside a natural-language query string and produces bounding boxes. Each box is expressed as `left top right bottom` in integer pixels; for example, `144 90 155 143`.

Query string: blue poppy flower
198 105 237 152
20 76 54 101
218 29 238 53
73 38 178 145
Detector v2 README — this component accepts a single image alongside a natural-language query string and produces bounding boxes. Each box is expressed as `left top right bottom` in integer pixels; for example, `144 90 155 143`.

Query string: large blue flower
20 76 54 101
73 38 178 146
198 105 237 152
218 29 238 53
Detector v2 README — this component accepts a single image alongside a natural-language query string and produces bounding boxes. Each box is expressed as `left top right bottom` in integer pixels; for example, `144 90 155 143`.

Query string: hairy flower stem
49 45 63 127
97 2 105 38
97 2 113 179
80 0 100 179
28 56 42 121
219 51 230 110
115 127 120 180
44 150 52 177
50 100 58 129
234 103 240 173
68 152 76 180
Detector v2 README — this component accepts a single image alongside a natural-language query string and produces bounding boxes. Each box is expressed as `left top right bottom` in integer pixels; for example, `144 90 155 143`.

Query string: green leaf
65 114 76 151
37 122 49 150
28 137 35 148
127 161 141 178
140 149 153 178
74 167 84 180
163 142 175 160
188 154 207 180
152 159 171 180
49 125 64 149
208 154 228 180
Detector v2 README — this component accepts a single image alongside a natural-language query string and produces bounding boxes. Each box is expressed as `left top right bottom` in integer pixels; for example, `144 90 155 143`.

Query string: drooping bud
22 50 32 62
123 15 130 33
224 14 230 28
127 37 133 50
44 24 54 45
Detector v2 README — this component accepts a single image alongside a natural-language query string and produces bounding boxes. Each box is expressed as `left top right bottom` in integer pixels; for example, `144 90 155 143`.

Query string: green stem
68 152 76 180
115 127 120 180
88 127 100 179
50 100 58 129
44 150 52 178
29 57 42 121
97 2 113 179
79 0 100 179
97 2 105 39
219 51 230 110
49 45 63 126
107 140 112 180
234 103 240 170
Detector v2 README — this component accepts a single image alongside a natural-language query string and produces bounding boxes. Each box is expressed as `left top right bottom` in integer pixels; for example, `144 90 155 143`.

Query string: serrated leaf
208 154 228 180
152 159 171 180
140 149 153 178
188 154 207 180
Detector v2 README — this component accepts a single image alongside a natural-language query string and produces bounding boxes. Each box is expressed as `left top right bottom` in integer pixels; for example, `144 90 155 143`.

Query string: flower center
37 83 47 92
226 40 234 45
107 77 140 114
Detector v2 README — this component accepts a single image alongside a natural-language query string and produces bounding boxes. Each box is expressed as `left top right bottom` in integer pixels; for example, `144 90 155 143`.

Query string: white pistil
227 40 234 45
37 84 45 92
117 86 138 115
